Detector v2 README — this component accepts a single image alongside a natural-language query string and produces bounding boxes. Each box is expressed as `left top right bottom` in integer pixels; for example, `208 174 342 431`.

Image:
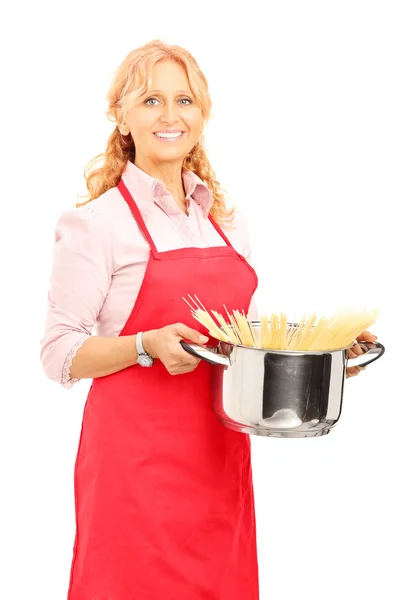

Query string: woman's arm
68 334 140 379
69 325 208 379
40 204 208 383
40 204 114 388
41 204 147 384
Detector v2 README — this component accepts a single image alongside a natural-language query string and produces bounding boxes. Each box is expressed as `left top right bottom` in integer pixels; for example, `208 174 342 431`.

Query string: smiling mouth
153 131 185 140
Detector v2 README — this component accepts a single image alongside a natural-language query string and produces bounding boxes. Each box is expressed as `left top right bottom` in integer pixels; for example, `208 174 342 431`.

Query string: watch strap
136 331 154 360
136 331 146 356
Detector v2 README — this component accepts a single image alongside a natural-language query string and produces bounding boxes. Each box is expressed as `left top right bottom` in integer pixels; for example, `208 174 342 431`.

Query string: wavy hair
76 39 234 224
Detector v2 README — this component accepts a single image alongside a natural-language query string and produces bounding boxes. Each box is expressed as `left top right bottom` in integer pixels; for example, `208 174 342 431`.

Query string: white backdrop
1 1 399 598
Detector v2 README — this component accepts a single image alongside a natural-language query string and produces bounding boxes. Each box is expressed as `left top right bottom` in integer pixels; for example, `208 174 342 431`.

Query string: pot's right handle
347 341 385 368
180 341 231 367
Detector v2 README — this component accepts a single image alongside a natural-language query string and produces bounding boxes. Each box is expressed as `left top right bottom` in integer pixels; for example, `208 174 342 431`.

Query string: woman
40 40 260 599
40 39 373 599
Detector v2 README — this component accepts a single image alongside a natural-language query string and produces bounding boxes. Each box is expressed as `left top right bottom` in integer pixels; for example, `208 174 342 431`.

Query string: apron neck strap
118 177 234 251
117 179 158 255
207 214 233 247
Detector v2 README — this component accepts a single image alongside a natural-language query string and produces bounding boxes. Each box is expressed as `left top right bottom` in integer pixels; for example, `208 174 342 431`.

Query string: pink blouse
40 161 258 388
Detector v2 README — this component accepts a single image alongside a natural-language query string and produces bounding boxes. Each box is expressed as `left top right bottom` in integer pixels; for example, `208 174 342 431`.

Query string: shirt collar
121 160 213 217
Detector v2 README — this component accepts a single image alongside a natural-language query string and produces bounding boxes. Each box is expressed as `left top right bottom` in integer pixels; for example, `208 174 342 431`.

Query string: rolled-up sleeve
40 203 113 388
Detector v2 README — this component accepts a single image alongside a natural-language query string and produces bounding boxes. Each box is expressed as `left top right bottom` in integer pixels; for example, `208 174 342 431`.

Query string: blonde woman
40 40 259 598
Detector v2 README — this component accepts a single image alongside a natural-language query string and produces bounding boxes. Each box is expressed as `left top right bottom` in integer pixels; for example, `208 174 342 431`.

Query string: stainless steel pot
181 322 385 438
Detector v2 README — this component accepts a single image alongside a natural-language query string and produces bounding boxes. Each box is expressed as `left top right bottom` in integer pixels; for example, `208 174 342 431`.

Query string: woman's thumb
176 323 208 344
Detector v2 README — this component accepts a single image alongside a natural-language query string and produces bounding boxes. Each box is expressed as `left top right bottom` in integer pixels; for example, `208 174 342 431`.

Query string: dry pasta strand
183 295 379 351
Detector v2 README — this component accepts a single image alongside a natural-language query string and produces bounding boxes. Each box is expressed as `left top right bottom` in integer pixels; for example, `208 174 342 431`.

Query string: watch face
138 354 154 367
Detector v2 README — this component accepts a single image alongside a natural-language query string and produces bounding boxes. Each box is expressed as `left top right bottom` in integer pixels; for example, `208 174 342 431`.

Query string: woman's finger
346 365 366 377
347 367 359 377
351 343 364 356
356 330 378 343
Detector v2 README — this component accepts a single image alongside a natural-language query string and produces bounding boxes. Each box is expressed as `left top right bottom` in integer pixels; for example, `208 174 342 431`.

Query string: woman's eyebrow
145 89 193 95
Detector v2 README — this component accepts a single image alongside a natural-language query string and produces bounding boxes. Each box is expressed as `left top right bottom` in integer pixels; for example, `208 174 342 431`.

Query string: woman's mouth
153 131 185 142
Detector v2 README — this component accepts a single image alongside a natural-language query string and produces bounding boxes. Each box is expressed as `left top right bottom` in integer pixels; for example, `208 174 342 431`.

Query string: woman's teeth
154 132 183 139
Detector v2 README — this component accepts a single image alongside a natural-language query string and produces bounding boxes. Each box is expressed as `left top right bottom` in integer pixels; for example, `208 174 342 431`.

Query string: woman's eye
144 97 192 106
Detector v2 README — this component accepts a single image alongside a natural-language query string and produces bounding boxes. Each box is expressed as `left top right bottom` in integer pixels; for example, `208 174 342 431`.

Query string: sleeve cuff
61 334 90 388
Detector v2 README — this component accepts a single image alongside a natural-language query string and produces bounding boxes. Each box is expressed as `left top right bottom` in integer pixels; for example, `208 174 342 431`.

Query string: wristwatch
136 332 154 367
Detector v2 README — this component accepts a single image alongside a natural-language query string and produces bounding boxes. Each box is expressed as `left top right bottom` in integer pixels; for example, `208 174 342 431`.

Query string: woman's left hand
346 330 378 378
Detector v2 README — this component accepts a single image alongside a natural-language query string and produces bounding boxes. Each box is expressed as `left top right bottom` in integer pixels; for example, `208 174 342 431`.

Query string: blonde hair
76 39 234 225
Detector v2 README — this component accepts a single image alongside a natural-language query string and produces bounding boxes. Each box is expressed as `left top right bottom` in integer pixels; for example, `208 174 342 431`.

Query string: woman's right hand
142 323 209 375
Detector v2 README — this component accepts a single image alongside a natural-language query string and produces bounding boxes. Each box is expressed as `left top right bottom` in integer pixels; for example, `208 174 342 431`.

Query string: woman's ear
118 123 130 136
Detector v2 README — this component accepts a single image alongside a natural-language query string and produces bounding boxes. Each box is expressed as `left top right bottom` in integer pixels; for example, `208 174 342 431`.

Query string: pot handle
347 341 385 368
180 341 231 366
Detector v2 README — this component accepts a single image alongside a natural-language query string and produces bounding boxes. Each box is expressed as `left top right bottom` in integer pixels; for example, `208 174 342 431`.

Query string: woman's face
124 59 204 166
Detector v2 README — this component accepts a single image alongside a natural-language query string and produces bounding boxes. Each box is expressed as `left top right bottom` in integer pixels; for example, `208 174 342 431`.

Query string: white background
1 1 399 598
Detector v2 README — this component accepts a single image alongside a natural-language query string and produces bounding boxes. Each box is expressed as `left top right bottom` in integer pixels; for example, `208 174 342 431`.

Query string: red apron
67 179 259 600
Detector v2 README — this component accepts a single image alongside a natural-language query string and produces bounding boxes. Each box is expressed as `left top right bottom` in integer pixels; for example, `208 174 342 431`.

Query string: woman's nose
160 102 180 123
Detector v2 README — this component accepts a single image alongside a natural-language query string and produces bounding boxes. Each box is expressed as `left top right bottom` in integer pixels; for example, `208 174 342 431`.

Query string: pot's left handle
180 341 230 366
347 341 385 368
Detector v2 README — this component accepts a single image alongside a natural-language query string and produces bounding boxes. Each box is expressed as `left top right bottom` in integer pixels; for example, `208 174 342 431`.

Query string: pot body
213 343 346 438
182 324 385 438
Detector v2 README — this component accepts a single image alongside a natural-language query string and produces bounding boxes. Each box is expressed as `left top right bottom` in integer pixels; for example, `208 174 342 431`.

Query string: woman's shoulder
220 208 250 236
55 186 127 233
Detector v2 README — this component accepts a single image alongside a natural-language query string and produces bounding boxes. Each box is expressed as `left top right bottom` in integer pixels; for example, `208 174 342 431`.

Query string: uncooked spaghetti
183 294 379 351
